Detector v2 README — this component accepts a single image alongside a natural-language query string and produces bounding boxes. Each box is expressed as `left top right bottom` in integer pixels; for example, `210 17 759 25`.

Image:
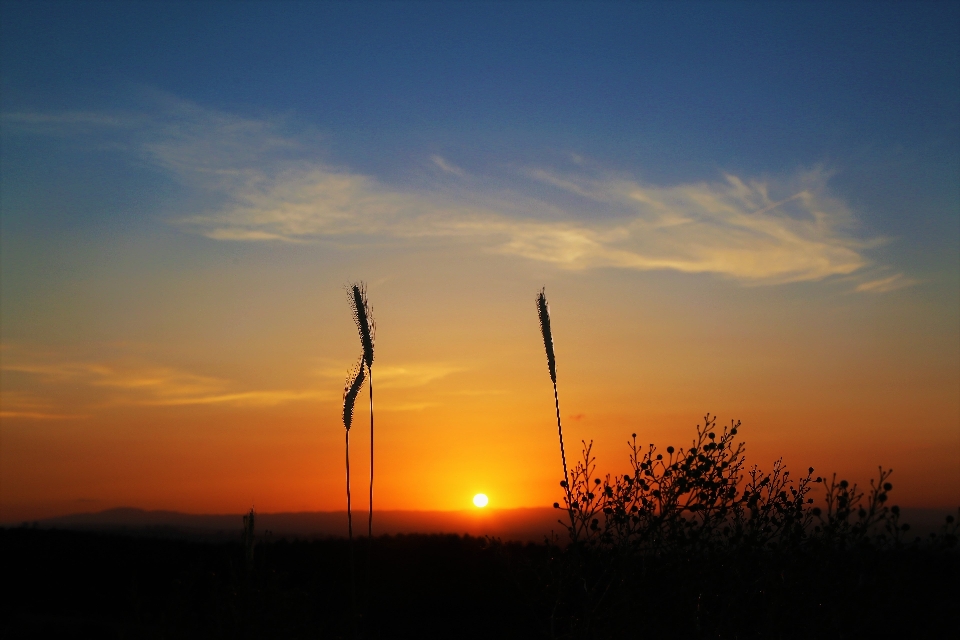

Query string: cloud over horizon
3 96 895 287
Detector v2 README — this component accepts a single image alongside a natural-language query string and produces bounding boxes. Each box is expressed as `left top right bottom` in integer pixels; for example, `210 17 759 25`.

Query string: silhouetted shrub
553 413 957 555
530 413 960 638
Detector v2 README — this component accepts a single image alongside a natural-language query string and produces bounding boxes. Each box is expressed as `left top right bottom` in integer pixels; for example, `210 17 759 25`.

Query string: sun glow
473 493 488 508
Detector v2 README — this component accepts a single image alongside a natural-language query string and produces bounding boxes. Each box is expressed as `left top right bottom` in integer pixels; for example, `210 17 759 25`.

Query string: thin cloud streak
143 390 326 407
0 411 86 420
1 350 330 409
431 155 466 177
4 96 891 285
0 388 82 421
315 362 463 389
379 401 438 412
182 165 874 283
856 273 920 293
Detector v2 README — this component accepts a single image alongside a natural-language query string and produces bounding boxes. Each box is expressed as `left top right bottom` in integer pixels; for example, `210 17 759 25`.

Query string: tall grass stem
368 369 374 540
348 281 376 622
342 357 365 632
537 288 575 539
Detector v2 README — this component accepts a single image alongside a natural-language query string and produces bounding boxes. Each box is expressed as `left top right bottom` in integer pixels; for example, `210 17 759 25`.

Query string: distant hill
10 506 567 542
5 506 953 542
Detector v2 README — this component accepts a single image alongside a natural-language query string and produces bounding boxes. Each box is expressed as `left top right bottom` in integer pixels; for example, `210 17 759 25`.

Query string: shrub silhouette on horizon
553 413 935 553
535 411 959 638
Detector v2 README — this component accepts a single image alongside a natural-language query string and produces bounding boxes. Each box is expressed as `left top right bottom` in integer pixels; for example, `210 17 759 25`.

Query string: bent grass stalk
537 288 576 541
342 356 365 628
349 282 376 539
349 282 376 621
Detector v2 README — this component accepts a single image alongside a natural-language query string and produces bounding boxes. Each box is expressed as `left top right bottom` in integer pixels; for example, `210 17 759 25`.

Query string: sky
1 1 958 522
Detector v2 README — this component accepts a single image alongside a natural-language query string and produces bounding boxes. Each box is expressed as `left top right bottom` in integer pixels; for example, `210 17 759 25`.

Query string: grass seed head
349 282 376 369
537 288 557 383
342 357 366 431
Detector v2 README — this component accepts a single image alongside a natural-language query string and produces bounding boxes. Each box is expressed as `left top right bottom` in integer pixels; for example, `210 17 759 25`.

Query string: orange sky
2 4 959 523
2 242 957 522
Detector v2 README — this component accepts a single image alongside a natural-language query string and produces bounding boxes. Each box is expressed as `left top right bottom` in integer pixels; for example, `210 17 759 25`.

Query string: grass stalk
348 282 377 618
367 369 374 540
536 288 576 541
349 283 376 539
342 357 365 631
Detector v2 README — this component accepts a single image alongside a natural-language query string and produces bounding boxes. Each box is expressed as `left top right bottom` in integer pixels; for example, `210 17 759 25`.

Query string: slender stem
346 429 353 541
346 429 357 630
554 380 576 540
368 367 374 539
554 382 570 488
365 367 374 624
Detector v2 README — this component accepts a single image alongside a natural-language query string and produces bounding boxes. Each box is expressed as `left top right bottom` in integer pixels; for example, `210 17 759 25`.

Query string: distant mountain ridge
12 506 566 542
5 506 953 542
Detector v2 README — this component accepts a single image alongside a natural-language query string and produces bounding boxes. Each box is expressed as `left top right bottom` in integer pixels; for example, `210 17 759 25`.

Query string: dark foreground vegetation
2 528 533 639
4 415 959 639
536 414 959 639
2 516 957 639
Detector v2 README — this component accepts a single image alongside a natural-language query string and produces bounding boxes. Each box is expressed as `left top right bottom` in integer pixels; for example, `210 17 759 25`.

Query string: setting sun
473 494 489 508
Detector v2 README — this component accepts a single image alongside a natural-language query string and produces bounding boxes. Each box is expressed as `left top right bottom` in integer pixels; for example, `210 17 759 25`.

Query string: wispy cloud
179 163 874 283
3 360 225 398
431 154 466 177
143 389 325 407
375 364 465 389
0 410 86 421
316 362 463 389
379 401 438 412
855 273 920 293
0 390 86 421
3 94 893 285
1 348 330 410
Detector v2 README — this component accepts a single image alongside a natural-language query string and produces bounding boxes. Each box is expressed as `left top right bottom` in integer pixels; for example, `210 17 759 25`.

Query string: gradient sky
1 1 958 522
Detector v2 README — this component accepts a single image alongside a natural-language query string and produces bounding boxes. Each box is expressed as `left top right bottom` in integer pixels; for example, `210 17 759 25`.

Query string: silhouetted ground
1 528 537 639
19 506 567 542
2 527 956 639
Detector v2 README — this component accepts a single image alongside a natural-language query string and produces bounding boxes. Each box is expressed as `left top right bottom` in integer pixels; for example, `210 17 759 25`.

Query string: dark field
2 527 957 639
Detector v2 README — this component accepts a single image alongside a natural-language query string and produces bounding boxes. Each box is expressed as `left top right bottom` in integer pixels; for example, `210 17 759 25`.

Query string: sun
473 493 489 508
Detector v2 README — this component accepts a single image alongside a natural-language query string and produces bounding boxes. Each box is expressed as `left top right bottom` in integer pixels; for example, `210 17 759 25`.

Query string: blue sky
3 2 958 265
1 1 958 516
